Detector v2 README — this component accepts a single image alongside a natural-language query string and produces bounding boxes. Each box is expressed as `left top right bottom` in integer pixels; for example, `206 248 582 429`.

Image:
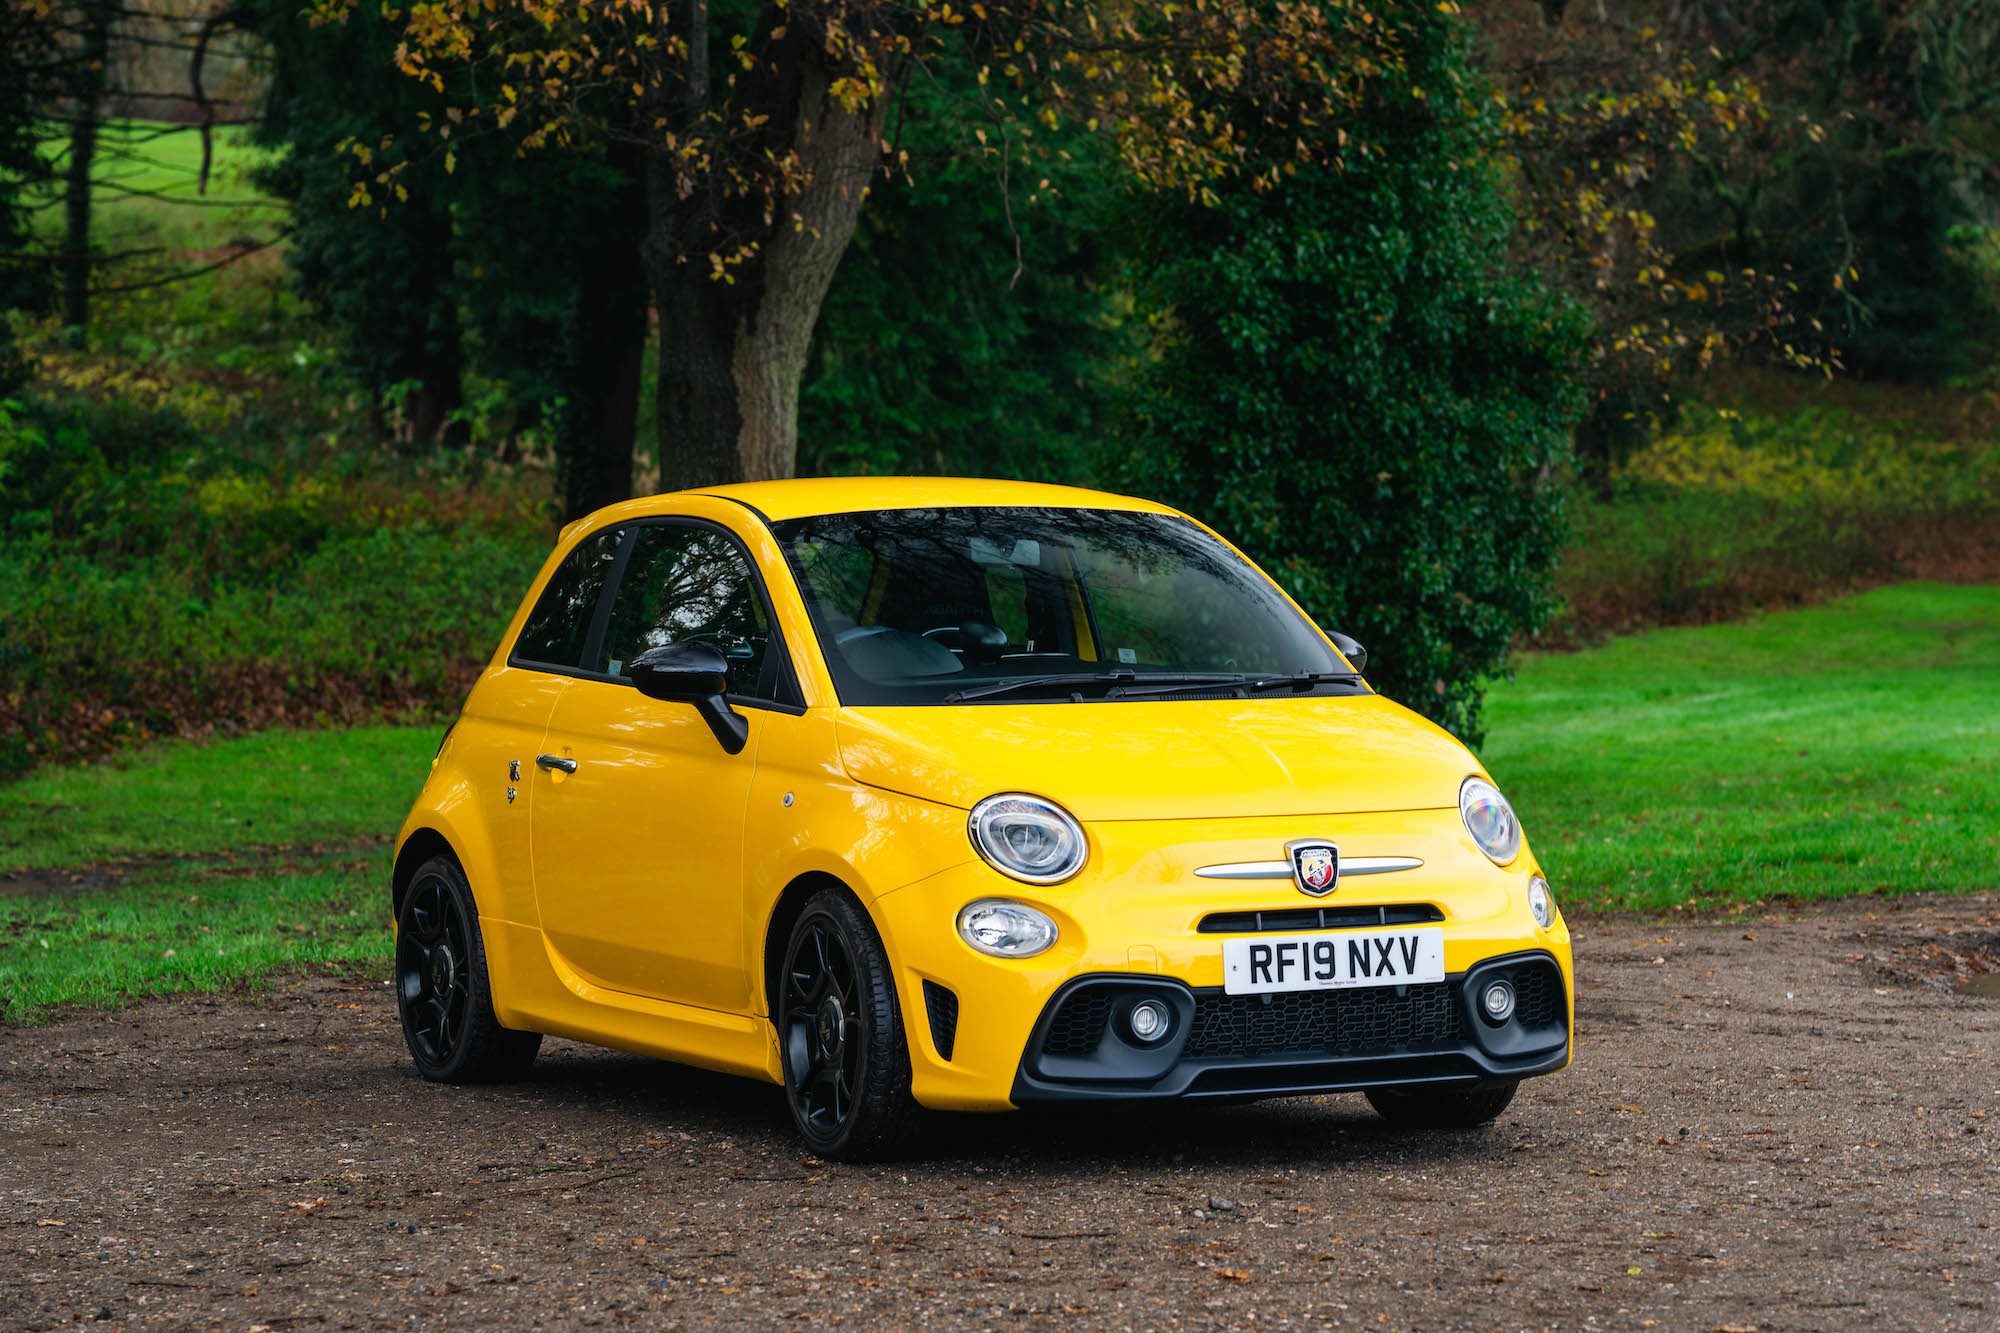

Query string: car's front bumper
1007 951 1569 1104
869 811 1575 1112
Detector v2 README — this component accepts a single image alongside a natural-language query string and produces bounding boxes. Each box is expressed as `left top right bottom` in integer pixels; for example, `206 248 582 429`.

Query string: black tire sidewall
779 890 914 1160
396 853 525 1083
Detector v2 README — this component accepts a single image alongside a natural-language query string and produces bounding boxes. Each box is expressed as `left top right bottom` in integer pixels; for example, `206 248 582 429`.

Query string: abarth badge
1286 839 1339 896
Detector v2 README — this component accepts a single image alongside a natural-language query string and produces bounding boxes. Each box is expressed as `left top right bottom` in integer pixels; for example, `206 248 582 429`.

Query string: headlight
1528 876 1554 929
1459 775 1522 865
956 898 1059 958
967 793 1087 884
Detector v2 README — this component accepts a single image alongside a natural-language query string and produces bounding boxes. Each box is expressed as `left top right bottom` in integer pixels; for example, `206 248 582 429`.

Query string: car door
529 518 802 1013
453 523 628 920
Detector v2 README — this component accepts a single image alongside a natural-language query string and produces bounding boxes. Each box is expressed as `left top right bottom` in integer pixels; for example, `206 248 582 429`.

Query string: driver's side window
594 523 781 700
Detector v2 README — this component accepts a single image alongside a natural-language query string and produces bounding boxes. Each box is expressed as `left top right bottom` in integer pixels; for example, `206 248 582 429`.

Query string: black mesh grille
1182 983 1466 1060
1041 990 1116 1057
1510 961 1565 1027
922 980 960 1062
1198 904 1445 934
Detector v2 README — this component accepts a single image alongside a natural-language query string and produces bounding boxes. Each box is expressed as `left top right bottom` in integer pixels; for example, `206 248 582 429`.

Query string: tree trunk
556 147 650 521
387 200 467 450
644 18 887 489
62 0 114 334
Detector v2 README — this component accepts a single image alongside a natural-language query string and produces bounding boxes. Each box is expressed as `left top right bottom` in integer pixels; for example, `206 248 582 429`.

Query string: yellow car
392 478 1572 1159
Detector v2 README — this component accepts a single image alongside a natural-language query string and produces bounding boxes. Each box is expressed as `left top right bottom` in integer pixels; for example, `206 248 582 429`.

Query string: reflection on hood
836 694 1473 821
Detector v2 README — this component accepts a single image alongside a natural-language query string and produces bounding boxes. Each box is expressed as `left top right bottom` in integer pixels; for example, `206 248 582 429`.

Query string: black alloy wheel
1364 1079 1518 1129
395 854 541 1083
778 889 919 1161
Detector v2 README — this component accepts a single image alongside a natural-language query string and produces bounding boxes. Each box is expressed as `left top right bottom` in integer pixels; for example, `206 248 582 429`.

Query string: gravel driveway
4 893 1996 1331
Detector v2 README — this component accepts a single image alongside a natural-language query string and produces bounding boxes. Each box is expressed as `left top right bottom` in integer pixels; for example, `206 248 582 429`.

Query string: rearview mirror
1328 631 1367 677
629 642 750 755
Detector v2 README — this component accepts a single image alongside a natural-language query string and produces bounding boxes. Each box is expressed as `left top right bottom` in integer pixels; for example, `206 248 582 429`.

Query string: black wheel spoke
399 875 473 1067
784 911 875 1143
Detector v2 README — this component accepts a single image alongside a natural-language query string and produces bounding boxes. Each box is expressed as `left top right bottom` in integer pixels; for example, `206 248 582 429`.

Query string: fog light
956 899 1058 958
1127 999 1170 1044
1527 876 1554 929
1481 979 1516 1025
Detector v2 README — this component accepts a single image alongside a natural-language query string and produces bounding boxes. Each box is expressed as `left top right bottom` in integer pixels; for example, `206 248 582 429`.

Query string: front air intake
922 980 960 1062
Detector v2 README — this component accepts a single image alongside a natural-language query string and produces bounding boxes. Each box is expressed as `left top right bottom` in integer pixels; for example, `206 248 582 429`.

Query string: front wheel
778 889 920 1161
1365 1081 1517 1129
395 854 541 1083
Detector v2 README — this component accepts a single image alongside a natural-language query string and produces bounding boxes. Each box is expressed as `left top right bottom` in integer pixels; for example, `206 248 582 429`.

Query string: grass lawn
0 726 438 1020
1486 581 2000 911
0 865 389 1022
2 581 1994 1018
0 725 441 870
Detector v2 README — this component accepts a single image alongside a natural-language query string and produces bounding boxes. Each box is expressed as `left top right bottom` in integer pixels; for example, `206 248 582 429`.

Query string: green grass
0 725 437 870
0 862 389 1022
0 724 431 1020
1486 581 2000 911
31 119 282 252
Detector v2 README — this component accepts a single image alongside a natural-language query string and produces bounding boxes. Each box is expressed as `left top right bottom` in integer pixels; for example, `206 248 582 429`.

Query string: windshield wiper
943 671 1247 703
1244 670 1361 693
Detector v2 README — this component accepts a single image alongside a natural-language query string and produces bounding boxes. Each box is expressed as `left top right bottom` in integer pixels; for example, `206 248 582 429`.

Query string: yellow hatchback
392 478 1572 1159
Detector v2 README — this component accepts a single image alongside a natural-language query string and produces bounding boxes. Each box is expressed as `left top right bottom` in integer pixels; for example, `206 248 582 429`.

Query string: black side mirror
1328 631 1367 677
629 642 750 755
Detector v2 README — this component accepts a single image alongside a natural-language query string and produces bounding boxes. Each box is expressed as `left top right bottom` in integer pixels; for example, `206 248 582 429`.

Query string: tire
1365 1080 1518 1129
777 888 921 1161
395 853 542 1083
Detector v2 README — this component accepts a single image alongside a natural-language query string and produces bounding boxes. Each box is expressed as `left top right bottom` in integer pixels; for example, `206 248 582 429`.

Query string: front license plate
1222 928 1446 996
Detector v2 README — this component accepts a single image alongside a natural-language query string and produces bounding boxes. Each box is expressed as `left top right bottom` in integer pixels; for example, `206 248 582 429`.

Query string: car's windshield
771 506 1357 705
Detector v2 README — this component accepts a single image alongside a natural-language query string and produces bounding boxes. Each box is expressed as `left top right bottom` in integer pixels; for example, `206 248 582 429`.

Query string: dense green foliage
0 0 61 390
0 517 545 771
1737 0 2000 380
799 75 1127 481
1118 15 1589 742
1487 582 2000 910
1555 384 2000 637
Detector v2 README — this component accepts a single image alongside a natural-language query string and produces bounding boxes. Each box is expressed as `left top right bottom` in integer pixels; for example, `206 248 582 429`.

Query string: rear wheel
395 854 541 1083
1365 1081 1517 1129
778 889 919 1161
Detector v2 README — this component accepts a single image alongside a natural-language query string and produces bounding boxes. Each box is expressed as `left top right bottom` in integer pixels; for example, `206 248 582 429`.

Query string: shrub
0 526 548 772
1114 12 1588 744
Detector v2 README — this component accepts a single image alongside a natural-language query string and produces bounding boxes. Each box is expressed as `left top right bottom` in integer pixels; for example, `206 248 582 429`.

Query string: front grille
922 980 960 1062
1041 989 1116 1057
1510 960 1565 1027
1197 904 1445 934
1182 983 1466 1060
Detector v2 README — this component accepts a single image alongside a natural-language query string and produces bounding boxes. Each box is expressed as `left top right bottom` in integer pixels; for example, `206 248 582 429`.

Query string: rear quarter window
512 527 624 668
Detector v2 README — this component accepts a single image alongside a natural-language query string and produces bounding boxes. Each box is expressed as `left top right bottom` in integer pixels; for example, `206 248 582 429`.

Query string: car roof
688 476 1179 524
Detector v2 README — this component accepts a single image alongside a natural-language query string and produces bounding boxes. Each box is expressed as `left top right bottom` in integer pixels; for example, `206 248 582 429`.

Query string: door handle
535 754 578 774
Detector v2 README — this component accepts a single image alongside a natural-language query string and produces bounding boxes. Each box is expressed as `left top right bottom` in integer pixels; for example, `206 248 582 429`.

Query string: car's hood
834 695 1476 822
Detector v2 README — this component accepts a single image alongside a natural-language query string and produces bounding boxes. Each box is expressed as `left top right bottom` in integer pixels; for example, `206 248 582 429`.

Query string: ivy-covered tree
1117 8 1590 744
799 67 1128 481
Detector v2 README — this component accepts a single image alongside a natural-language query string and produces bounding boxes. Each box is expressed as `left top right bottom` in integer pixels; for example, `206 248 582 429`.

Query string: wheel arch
761 870 859 1020
392 827 458 920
